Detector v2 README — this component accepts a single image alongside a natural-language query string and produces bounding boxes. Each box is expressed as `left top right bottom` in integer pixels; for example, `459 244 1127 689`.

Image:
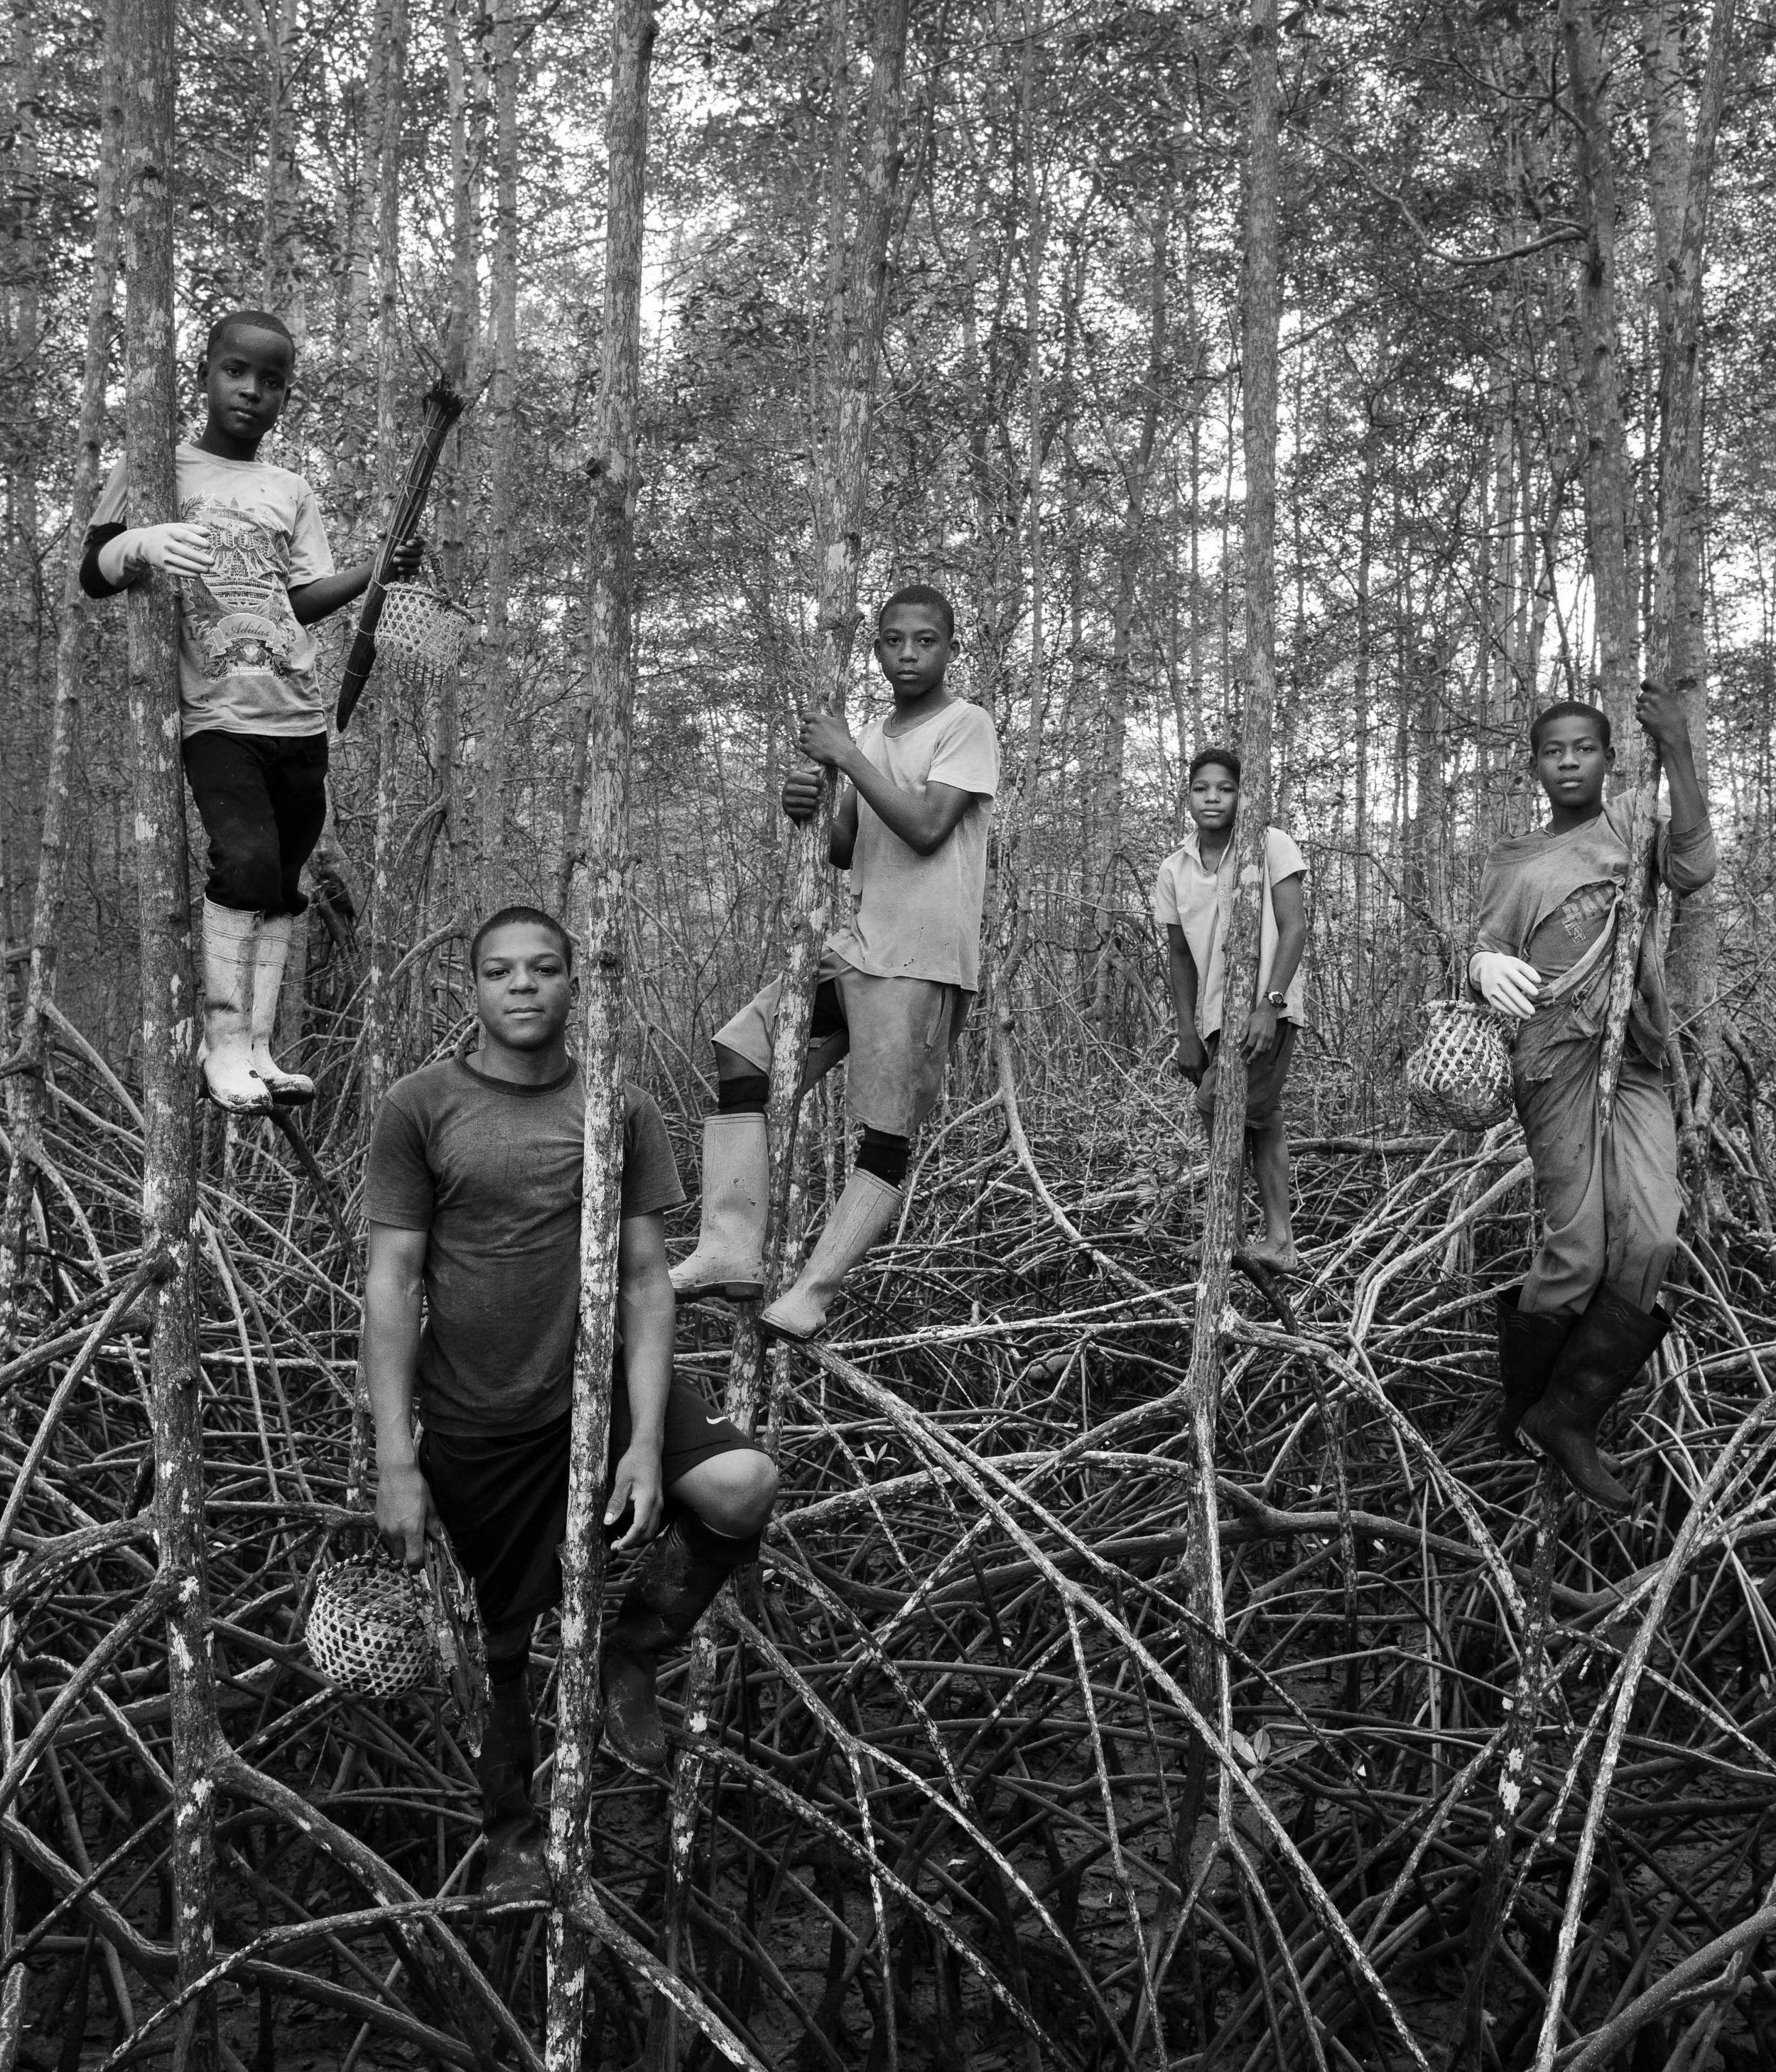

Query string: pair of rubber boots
1495 1281 1670 1513
199 898 315 1113
670 1112 901 1340
476 1516 758 1901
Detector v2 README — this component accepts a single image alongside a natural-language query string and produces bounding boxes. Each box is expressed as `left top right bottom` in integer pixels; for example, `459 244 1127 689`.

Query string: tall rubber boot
198 900 272 1114
670 1113 769 1300
249 913 315 1104
1495 1286 1573 1453
1519 1283 1670 1514
760 1169 901 1342
601 1514 758 1773
478 1671 549 1904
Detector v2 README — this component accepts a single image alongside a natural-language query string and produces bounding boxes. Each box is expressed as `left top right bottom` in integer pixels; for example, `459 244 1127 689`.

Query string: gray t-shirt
89 443 335 739
364 1058 685 1436
825 699 999 990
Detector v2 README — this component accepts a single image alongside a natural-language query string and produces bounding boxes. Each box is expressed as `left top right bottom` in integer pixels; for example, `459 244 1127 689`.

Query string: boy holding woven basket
366 908 779 1903
80 309 423 1113
1470 688 1715 1512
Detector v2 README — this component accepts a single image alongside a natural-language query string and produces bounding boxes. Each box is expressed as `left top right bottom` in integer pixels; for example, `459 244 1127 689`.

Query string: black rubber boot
477 1672 549 1905
1495 1286 1574 1453
1518 1283 1671 1514
601 1515 758 1774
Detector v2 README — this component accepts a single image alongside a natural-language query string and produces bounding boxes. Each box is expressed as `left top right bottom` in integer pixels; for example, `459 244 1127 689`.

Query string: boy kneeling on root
366 908 778 1903
674 585 999 1340
1471 688 1716 1513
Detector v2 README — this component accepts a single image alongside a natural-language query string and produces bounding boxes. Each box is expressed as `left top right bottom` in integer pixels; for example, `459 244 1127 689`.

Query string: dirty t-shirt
364 1059 685 1436
825 699 1000 990
1151 826 1308 1040
1473 794 1717 1061
88 444 335 739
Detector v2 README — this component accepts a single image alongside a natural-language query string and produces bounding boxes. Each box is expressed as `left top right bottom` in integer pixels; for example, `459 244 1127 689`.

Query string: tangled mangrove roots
6 1002 1776 2071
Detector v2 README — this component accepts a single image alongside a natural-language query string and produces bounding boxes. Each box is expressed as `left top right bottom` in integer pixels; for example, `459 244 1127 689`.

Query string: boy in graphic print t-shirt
82 308 422 1113
673 584 999 1340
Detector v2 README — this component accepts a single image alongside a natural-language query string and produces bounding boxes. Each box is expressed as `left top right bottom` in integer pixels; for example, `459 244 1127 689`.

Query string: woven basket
376 584 476 679
306 1555 438 1698
1405 999 1517 1133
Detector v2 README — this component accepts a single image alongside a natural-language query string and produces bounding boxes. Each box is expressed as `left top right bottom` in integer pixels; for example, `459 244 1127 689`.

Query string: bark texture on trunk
121 4 222 2063
545 0 656 2059
1172 0 1279 1928
0 0 122 1325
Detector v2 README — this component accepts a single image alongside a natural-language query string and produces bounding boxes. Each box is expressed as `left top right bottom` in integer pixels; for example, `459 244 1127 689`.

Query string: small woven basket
306 1555 438 1698
375 584 476 681
1405 999 1517 1133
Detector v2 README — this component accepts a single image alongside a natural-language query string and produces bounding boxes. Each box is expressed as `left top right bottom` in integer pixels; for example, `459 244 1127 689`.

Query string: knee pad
717 1071 770 1115
856 1127 909 1187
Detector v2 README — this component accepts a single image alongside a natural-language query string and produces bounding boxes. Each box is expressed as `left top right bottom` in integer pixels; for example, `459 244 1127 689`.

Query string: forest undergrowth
7 980 1776 2072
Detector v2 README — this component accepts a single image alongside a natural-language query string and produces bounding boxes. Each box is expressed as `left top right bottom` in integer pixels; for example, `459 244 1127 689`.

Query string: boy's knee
688 1449 778 1540
210 842 283 915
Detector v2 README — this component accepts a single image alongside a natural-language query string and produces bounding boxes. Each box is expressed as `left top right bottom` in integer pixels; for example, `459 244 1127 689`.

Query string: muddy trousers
1515 1029 1680 1322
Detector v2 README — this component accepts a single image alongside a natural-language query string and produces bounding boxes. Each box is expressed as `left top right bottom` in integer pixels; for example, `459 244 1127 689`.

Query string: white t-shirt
826 699 1000 991
1152 825 1308 1039
90 443 335 739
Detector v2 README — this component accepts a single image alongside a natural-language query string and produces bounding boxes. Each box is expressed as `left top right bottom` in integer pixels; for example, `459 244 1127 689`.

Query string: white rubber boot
761 1169 902 1342
670 1114 769 1300
199 901 272 1114
249 913 315 1104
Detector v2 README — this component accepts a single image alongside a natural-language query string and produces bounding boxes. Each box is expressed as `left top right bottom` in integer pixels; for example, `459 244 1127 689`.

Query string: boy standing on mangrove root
81 309 424 1112
1471 688 1716 1513
365 908 778 1903
673 585 999 1340
1154 746 1309 1272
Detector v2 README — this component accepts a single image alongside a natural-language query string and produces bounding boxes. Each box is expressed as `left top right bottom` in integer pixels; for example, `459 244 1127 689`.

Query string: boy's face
1533 714 1613 811
873 604 953 702
474 925 574 1051
1186 763 1240 834
199 325 295 443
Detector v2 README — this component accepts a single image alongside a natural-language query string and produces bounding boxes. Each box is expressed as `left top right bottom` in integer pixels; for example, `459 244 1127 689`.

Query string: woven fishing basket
306 1555 438 1698
1405 999 1517 1133
376 584 476 681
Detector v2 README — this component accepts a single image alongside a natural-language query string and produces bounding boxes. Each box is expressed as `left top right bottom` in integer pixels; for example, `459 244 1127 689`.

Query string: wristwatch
1265 990 1288 1009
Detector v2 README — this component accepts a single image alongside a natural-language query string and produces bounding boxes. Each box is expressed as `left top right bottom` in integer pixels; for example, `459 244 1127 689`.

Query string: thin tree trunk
543 0 655 2060
480 0 519 906
1561 0 1637 741
997 0 1046 988
1643 0 1733 1064
1171 0 1279 1972
353 0 408 1508
120 4 221 2063
0 0 121 1328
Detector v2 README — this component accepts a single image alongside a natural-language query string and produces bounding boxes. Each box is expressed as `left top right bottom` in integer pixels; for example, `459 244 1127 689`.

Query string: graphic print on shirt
177 496 306 693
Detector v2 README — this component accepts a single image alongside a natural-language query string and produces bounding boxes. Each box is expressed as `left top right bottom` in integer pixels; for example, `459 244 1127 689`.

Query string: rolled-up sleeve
1660 814 1718 898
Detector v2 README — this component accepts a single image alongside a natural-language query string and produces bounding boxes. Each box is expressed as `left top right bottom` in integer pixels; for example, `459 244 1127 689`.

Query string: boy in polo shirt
364 907 779 1902
672 585 998 1340
1154 745 1308 1271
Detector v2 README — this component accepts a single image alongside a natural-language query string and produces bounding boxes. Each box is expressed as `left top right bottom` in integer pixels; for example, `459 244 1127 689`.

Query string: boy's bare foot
1245 1237 1302 1273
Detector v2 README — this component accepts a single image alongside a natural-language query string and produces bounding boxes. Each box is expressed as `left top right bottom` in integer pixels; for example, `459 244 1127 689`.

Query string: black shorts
1195 1022 1298 1129
419 1372 766 1633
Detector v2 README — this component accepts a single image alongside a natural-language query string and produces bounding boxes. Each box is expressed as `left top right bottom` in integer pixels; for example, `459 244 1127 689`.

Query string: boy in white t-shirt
80 308 422 1113
673 585 999 1340
1154 746 1308 1271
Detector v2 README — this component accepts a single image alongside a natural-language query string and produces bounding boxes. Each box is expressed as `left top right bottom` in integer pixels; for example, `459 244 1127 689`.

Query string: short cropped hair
1188 744 1242 786
203 310 296 363
1529 700 1612 752
878 584 955 640
470 905 574 973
